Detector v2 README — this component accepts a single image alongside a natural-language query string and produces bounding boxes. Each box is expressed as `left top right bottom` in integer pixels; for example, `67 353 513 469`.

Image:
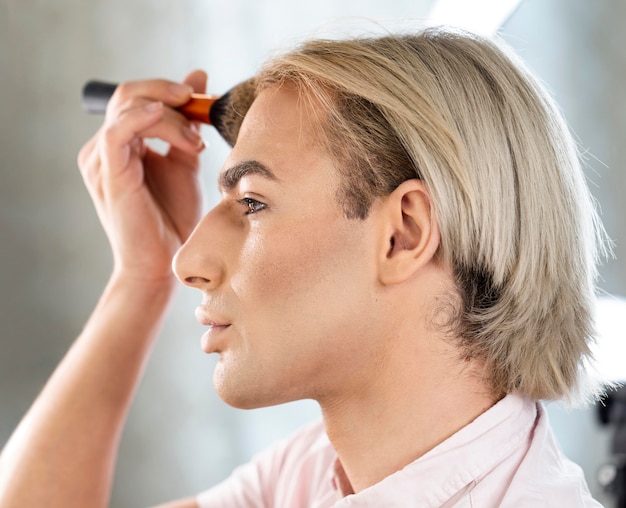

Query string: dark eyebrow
218 160 278 191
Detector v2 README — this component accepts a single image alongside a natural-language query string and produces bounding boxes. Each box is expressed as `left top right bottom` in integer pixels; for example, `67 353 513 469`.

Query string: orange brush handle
177 94 219 124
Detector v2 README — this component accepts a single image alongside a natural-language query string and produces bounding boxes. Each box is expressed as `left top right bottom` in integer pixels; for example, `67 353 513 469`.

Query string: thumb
183 69 208 95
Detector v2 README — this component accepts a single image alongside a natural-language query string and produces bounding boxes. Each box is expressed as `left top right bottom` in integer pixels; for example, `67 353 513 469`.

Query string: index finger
107 79 194 118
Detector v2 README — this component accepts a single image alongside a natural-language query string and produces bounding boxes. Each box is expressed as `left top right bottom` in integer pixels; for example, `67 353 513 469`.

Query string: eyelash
237 197 267 215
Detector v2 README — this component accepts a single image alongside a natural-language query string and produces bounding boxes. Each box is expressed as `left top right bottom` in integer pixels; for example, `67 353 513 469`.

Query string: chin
213 369 290 410
213 370 274 409
216 386 291 410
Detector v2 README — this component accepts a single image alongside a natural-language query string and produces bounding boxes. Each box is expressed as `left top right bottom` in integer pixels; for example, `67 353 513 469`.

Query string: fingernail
170 83 193 98
189 121 201 134
183 125 203 147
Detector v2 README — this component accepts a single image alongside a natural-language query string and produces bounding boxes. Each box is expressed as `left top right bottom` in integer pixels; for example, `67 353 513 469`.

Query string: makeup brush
81 78 257 147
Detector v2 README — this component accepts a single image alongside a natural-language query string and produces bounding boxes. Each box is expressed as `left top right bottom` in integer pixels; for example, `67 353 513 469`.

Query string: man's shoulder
497 402 602 507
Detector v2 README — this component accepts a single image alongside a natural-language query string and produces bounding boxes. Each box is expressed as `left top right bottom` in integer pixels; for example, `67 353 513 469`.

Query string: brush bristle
209 78 257 146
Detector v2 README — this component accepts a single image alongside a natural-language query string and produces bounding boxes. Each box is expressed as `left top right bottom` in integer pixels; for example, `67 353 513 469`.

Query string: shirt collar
330 393 537 507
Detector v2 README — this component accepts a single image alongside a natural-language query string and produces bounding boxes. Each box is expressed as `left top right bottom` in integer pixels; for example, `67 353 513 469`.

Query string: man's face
174 85 390 409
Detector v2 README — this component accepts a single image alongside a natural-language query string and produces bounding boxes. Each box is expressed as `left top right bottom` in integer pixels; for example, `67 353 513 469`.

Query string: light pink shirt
197 394 601 507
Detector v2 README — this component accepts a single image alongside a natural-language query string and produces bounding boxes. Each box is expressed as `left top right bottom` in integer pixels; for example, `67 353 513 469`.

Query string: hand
78 70 208 283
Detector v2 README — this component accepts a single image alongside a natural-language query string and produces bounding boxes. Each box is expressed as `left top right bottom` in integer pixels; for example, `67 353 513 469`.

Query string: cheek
232 223 338 303
231 217 375 338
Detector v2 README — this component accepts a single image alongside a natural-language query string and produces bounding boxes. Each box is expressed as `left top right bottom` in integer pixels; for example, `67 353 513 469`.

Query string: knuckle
77 134 106 190
102 121 122 145
84 163 100 187
111 81 132 104
107 85 145 119
77 144 90 169
78 138 97 175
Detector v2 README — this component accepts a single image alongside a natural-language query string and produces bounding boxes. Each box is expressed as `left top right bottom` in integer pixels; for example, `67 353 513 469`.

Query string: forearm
0 273 176 508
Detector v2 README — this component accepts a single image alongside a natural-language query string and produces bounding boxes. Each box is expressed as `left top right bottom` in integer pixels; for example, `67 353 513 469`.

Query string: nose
172 207 225 291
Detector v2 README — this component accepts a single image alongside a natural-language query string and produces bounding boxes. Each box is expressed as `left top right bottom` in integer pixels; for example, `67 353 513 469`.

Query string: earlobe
378 179 440 285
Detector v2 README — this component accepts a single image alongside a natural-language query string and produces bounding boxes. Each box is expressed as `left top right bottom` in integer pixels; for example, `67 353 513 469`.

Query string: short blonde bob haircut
255 27 608 404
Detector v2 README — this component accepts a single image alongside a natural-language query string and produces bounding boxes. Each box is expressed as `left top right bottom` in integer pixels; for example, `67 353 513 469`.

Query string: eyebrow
218 160 278 191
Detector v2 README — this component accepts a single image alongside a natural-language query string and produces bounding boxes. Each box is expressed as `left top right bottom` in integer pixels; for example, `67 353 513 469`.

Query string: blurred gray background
1 0 624 506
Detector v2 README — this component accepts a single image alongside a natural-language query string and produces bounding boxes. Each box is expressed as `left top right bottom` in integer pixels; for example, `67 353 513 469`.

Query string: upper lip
194 305 230 327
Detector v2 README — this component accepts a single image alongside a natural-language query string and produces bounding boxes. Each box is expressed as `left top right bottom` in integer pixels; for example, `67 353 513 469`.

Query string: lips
194 304 229 326
195 305 231 353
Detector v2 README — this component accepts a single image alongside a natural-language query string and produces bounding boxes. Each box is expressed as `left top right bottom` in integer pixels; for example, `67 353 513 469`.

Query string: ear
377 179 441 285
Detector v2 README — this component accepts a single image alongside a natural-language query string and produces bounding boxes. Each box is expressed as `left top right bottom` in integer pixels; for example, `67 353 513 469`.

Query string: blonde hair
256 27 608 404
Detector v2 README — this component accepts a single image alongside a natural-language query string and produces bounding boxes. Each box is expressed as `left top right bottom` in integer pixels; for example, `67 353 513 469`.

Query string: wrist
107 268 178 304
84 270 178 347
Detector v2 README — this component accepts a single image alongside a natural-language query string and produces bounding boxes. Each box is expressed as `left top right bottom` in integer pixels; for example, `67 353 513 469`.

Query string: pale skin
0 72 497 507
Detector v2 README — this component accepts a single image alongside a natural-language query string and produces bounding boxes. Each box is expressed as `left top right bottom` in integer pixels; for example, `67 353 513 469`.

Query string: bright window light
594 295 626 383
427 0 523 35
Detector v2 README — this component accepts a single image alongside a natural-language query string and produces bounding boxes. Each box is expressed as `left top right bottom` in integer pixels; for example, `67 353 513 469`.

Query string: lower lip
200 325 231 353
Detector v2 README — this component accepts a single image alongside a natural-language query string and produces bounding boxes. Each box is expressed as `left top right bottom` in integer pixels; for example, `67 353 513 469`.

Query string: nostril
185 276 211 285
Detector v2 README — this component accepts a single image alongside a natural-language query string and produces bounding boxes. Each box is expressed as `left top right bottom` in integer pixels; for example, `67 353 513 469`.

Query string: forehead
238 84 323 149
221 84 337 186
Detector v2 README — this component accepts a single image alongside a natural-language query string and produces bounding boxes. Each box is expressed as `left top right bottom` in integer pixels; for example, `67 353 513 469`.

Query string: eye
237 197 267 215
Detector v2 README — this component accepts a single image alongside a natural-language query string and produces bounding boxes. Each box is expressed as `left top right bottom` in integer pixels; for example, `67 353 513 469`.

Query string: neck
318 332 498 494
